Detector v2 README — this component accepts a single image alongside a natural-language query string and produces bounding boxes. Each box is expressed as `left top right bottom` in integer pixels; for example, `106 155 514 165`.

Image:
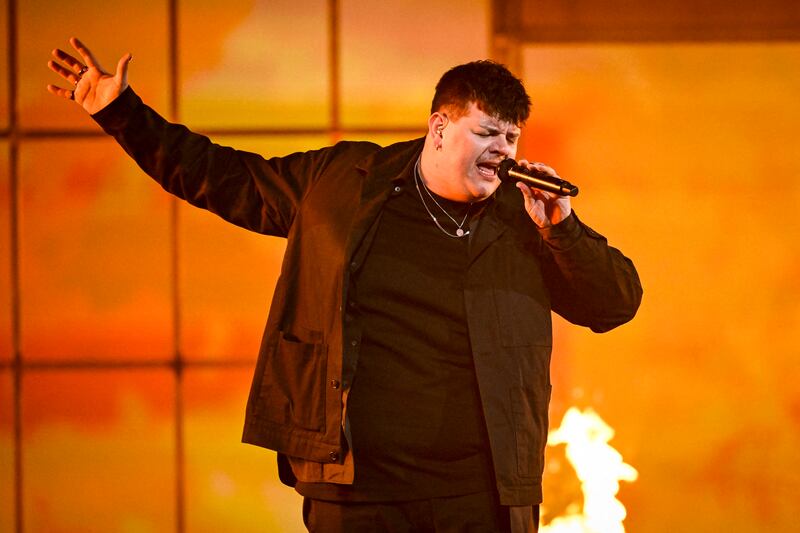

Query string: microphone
498 159 579 197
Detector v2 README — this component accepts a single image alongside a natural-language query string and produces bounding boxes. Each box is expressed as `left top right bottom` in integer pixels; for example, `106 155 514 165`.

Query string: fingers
515 181 551 206
517 159 559 178
532 162 558 178
51 47 85 74
46 84 75 101
516 182 549 228
517 181 554 203
47 38 106 105
50 38 106 83
115 53 133 88
70 37 100 69
48 58 82 85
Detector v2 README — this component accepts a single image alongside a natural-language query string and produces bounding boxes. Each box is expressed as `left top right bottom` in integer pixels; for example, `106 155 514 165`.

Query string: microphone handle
507 168 579 197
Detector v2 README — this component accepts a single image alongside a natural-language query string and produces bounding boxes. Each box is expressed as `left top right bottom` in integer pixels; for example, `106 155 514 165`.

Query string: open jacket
93 87 643 506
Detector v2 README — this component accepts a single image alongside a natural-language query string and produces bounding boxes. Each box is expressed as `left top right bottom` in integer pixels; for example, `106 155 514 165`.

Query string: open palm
47 37 132 115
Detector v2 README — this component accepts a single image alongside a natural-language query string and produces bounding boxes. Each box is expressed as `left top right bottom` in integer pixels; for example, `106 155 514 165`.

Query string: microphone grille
497 158 517 181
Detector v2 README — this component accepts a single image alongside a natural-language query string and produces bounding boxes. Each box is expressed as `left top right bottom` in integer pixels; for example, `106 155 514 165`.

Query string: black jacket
93 87 643 505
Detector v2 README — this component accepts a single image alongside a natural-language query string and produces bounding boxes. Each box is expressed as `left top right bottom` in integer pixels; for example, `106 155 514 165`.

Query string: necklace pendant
456 228 465 237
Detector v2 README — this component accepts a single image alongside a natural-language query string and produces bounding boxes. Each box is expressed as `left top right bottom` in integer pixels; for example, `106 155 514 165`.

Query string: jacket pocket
510 384 552 478
256 330 328 432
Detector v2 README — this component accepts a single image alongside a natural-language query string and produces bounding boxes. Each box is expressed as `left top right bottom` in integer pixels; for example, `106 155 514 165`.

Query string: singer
47 38 642 533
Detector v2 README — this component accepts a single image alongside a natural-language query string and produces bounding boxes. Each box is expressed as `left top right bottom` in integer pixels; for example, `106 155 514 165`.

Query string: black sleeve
538 212 643 333
91 87 336 237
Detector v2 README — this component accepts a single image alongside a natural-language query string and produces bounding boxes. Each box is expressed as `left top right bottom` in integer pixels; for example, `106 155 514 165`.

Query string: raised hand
47 37 132 115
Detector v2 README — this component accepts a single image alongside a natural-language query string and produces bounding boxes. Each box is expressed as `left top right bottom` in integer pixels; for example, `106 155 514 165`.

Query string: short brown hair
431 60 531 125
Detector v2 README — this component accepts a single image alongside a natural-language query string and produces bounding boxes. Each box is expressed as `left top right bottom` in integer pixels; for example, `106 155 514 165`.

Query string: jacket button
329 451 339 462
330 379 340 389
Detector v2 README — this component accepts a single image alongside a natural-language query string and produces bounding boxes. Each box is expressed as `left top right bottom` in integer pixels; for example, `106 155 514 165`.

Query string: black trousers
303 491 539 533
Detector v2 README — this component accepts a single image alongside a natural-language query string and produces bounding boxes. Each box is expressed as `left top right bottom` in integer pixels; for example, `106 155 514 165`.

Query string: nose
491 136 514 158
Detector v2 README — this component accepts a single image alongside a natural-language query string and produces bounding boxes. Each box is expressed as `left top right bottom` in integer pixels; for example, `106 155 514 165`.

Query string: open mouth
477 162 499 178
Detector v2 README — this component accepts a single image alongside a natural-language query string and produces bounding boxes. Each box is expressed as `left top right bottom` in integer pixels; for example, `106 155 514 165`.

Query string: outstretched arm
47 37 132 115
45 37 338 237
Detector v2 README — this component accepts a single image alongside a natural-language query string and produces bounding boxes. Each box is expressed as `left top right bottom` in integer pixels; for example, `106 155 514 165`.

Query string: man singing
48 37 642 532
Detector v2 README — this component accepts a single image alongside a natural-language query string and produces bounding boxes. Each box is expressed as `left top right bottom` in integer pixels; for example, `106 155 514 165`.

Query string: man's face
438 102 521 201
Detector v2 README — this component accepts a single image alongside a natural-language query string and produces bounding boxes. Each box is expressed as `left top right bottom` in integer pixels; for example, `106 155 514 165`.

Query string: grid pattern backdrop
3 1 800 532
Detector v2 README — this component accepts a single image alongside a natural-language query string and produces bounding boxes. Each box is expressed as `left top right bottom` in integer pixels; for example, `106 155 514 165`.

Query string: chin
472 179 500 200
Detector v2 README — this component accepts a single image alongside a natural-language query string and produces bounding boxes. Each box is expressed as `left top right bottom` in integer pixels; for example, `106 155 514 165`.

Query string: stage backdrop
1 1 798 532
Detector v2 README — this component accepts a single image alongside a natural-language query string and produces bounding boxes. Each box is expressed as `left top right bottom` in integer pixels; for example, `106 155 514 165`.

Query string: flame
541 407 638 533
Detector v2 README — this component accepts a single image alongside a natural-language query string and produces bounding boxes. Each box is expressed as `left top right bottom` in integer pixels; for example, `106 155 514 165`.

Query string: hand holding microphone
498 158 579 197
501 158 574 228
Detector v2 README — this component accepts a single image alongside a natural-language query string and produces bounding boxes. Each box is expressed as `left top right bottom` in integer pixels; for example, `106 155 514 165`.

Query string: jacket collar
355 137 424 186
344 138 424 265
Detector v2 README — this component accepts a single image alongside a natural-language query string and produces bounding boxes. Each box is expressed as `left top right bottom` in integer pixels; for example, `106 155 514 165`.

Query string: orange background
1 1 799 531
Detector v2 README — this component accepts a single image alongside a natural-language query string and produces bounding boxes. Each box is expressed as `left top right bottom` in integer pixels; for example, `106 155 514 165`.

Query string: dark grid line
329 0 341 143
167 1 185 532
4 126 425 139
7 0 22 531
0 359 254 371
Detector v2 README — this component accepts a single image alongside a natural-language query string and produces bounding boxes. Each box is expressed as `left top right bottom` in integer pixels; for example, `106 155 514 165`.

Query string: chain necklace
414 157 472 238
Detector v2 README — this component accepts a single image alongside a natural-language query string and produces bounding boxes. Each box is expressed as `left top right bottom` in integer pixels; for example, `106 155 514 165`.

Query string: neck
418 139 472 202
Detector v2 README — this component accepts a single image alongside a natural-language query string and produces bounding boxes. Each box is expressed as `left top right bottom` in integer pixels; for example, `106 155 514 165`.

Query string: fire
541 407 638 533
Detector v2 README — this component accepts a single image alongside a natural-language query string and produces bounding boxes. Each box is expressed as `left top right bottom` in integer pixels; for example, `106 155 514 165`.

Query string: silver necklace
414 158 471 238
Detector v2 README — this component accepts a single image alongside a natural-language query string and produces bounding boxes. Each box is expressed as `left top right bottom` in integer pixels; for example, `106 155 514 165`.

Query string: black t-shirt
297 180 495 501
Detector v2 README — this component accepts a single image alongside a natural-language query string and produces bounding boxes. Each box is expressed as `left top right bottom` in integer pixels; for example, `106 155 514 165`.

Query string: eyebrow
481 123 520 139
480 118 519 131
